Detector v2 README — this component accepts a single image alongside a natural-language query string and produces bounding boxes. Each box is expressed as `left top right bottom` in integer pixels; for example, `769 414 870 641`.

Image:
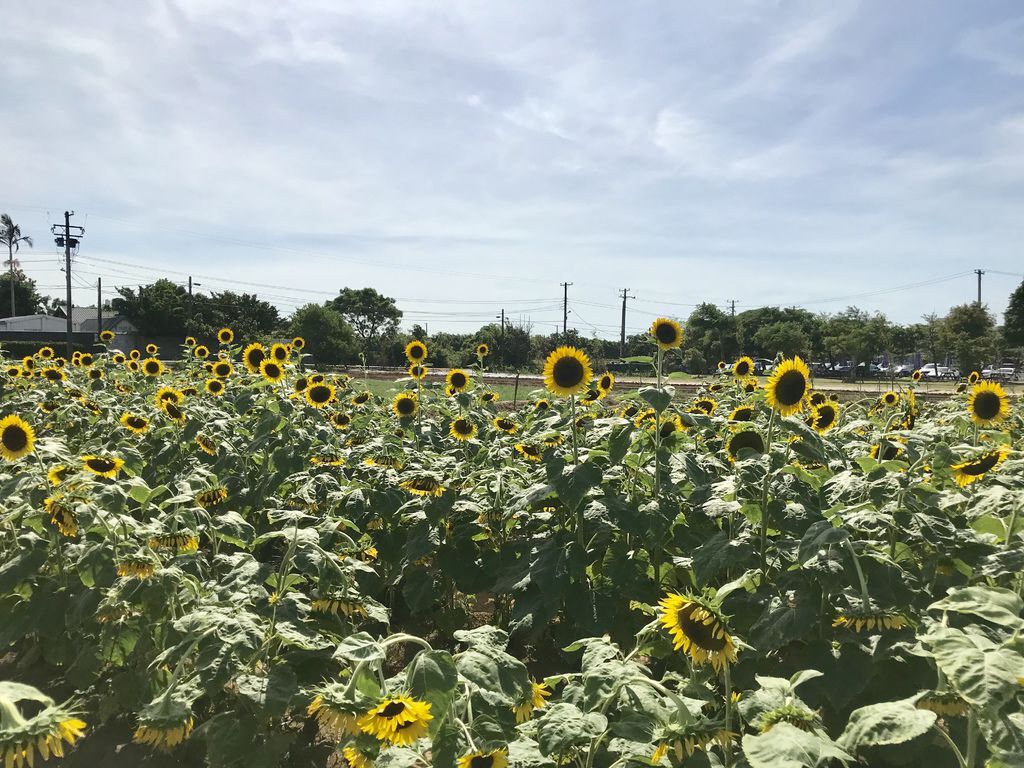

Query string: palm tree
1 214 34 317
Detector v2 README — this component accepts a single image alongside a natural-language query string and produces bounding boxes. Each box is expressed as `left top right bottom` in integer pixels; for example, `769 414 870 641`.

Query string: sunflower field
1 321 1023 768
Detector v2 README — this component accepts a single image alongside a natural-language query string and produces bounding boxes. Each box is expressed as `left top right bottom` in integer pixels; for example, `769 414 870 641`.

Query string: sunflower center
310 386 330 403
972 391 1000 420
497 419 514 430
732 408 752 421
470 756 495 768
729 431 764 457
815 407 836 429
551 357 584 389
2 425 28 452
145 362 159 373
397 398 415 415
451 372 467 388
380 701 407 718
735 361 750 376
248 350 265 366
675 602 728 651
410 346 425 360
963 452 1001 476
88 458 116 473
774 370 807 406
128 417 147 429
355 393 369 403
654 322 678 345
454 419 472 434
694 400 714 414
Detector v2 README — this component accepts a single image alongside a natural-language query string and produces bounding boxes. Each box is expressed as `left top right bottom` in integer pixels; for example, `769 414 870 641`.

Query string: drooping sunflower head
458 749 508 768
950 445 1010 487
217 327 234 344
493 417 518 434
732 356 754 378
534 399 551 412
542 346 592 397
446 368 471 392
42 367 66 382
0 699 87 766
195 434 218 455
195 486 228 508
832 607 909 634
358 696 433 746
480 391 500 404
243 343 267 373
409 364 427 380
120 412 150 435
967 381 1009 427
88 368 104 381
450 418 476 441
205 378 226 396
0 415 35 462
743 377 759 393
967 371 980 385
649 318 683 350
809 402 839 434
260 359 286 383
652 719 734 761
332 412 352 430
142 357 165 377
658 414 684 440
405 340 428 363
133 701 195 753
476 343 489 358
392 392 418 418
765 357 810 416
917 692 968 718
513 681 552 723
351 391 372 407
82 454 124 478
515 443 543 462
870 439 904 462
729 405 754 422
691 398 717 416
306 383 336 408
162 400 186 424
658 593 738 672
307 688 363 738
580 387 603 406
726 429 765 462
880 391 900 407
400 475 445 497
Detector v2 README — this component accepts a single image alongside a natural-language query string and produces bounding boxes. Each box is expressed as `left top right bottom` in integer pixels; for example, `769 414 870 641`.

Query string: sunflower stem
965 711 979 767
722 664 734 768
932 724 968 768
569 395 579 465
843 538 872 611
758 409 777 572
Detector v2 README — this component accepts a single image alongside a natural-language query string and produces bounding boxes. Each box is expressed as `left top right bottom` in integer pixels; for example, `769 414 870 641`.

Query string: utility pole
96 278 102 339
618 288 634 358
560 282 572 335
729 299 736 317
497 308 506 368
975 269 984 305
188 276 193 297
52 211 84 359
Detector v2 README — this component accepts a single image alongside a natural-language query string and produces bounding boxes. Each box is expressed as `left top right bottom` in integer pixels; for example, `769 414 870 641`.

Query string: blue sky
3 1 1024 336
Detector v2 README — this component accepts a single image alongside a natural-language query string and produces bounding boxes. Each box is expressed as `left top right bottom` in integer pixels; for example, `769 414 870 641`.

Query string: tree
1002 281 1024 349
474 322 533 369
1 214 34 318
686 303 736 364
328 288 402 361
915 313 947 373
189 291 281 341
753 321 810 360
290 304 358 365
821 307 890 378
945 303 995 374
736 306 822 359
0 269 48 318
112 280 190 337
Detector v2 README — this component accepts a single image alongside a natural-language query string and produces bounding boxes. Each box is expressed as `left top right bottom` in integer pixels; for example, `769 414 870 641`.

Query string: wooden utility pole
96 278 102 339
561 282 572 334
975 269 984 305
51 211 84 359
618 288 633 358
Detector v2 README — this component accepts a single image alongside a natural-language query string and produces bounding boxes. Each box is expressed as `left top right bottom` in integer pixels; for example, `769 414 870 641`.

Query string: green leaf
334 632 385 665
743 723 853 768
837 697 936 752
797 520 848 565
0 533 48 593
408 650 459 735
456 646 530 706
928 586 1024 630
923 625 1023 711
638 386 672 413
535 703 607 756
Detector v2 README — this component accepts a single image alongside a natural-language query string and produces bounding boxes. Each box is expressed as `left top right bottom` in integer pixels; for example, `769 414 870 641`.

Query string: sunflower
193 345 211 360
967 381 1010 427
260 359 286 383
44 496 78 537
409 364 427 380
4 365 20 378
580 388 603 406
184 336 197 346
513 681 552 723
78 353 94 367
161 401 186 425
594 372 615 394
493 417 518 434
691 398 717 416
726 430 765 462
542 347 592 397
149 533 199 552
142 357 165 376
351 391 372 407
22 356 36 370
243 343 267 373
832 609 909 633
42 367 66 382
359 697 433 745
120 413 150 435
870 440 903 462
765 357 810 416
732 356 754 378
476 343 489 358
212 360 233 378
446 368 471 392
205 378 226 396
307 695 362 738
912 369 923 382
633 408 657 429
515 443 543 462
270 342 289 362
155 386 184 407
534 399 551 411
809 392 827 407
400 476 445 497
195 434 218 455
47 465 70 487
392 392 418 418
291 336 305 349
95 329 115 343
458 749 508 768
343 746 373 768
213 327 232 345
0 711 87 767
332 412 352 430
133 715 194 752
127 360 141 373
117 556 157 579
0 415 35 462
405 340 428 363
129 349 141 360
195 486 228 508
658 594 738 672
311 452 347 467
37 346 55 359
652 723 734 762
450 418 476 441
88 368 104 381
40 400 59 414
808 402 839 434
956 383 967 393
967 371 980 385
880 391 900 408
729 405 754 422
144 343 159 355
951 446 1010 487
81 455 124 478
364 455 403 469
917 692 968 718
649 318 683 350
480 391 500 403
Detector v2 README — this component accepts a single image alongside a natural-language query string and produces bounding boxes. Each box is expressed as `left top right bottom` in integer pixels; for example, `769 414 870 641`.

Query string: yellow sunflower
217 328 234 344
196 486 228 507
596 371 615 393
0 713 87 766
447 368 471 392
405 340 428 363
358 696 433 745
764 357 810 416
912 369 923 382
534 398 551 411
332 412 353 430
307 695 362 738
542 347 592 397
513 681 552 723
37 346 55 359
951 446 1010 487
155 386 184 408
99 330 115 343
732 356 754 378
193 345 210 359
476 343 489 358
726 429 765 462
133 716 194 752
458 749 508 768
450 418 476 441
515 443 543 462
0 415 35 462
833 609 908 633
292 336 306 350
400 476 445 497
270 342 290 362
161 401 186 424
729 405 754 422
260 359 286 383
649 317 683 350
120 413 150 435
205 378 226 396
392 392 418 418
967 371 980 385
967 381 1010 427
47 465 70 486
880 391 900 407
691 398 717 416
243 343 267 373
808 402 839 434
306 383 336 408
145 343 159 355
409 364 428 380
195 434 218 455
493 417 518 434
351 391 372 407
184 336 197 346
658 593 738 672
141 357 165 377
82 455 124 478
212 360 233 378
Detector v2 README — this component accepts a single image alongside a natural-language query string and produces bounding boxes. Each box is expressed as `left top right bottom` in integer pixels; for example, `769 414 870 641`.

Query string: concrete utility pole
497 308 506 367
51 211 84 359
730 299 736 317
96 278 102 339
560 282 573 335
618 288 634 358
975 269 985 305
